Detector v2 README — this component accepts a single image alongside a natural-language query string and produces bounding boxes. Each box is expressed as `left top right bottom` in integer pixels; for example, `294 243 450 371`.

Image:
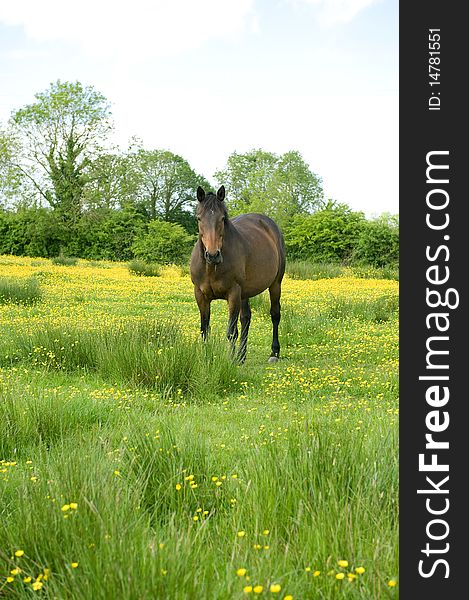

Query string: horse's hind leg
268 281 281 362
238 298 251 363
195 286 211 340
226 285 241 356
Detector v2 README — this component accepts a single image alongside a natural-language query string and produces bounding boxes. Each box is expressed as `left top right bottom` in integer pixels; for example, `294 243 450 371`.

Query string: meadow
0 255 398 599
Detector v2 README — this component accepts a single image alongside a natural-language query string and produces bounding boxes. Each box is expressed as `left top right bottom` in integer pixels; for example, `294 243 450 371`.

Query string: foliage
284 203 365 262
353 215 399 267
0 275 42 305
127 148 210 221
131 219 194 264
9 80 112 218
214 149 324 227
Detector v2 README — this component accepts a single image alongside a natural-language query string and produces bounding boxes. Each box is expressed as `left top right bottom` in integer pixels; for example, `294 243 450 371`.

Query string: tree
128 149 210 223
83 151 135 211
0 127 28 208
214 149 324 227
9 80 112 221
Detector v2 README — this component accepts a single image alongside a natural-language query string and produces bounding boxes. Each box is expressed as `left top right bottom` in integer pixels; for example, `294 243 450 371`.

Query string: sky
0 0 398 216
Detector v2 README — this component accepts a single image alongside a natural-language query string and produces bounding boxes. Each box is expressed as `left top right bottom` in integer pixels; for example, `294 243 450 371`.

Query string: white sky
0 0 398 216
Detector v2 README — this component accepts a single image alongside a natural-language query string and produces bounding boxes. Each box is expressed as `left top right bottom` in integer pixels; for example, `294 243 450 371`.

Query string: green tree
214 149 324 226
128 149 210 223
9 80 112 221
83 151 135 210
0 127 28 207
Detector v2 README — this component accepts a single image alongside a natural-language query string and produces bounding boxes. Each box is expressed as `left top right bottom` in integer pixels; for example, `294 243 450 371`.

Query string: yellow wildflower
237 568 247 577
15 550 25 557
243 586 253 593
355 566 365 574
338 560 348 568
336 573 345 580
71 562 79 568
270 583 281 593
253 585 263 594
388 580 397 587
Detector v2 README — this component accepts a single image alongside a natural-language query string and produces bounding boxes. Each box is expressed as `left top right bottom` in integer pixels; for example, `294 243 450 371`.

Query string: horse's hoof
268 356 279 363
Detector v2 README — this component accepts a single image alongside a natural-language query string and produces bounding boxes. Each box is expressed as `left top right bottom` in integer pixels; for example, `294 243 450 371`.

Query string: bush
284 204 365 262
0 276 42 305
128 259 161 277
131 220 194 264
353 216 399 267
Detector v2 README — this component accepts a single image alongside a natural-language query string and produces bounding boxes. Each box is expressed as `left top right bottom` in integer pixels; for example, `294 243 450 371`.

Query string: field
0 255 399 599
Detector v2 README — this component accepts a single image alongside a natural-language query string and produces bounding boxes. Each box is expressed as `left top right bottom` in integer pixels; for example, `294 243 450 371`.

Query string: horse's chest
199 276 230 300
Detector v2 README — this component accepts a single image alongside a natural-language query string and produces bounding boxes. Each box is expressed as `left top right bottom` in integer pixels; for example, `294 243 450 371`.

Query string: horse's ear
197 186 206 202
217 186 225 202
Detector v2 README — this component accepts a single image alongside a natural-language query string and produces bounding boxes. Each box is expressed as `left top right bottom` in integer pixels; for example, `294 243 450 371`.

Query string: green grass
286 260 399 282
286 261 344 280
51 255 79 266
0 258 399 598
0 320 244 401
0 276 42 305
128 259 161 277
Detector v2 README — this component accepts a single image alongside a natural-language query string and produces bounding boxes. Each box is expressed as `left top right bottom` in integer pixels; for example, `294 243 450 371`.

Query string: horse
190 185 285 363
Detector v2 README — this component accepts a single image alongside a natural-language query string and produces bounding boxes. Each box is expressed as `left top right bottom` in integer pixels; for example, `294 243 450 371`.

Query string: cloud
0 0 256 61
289 0 380 25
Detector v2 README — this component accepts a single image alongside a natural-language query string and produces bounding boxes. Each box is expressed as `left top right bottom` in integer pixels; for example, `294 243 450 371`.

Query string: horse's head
196 186 227 265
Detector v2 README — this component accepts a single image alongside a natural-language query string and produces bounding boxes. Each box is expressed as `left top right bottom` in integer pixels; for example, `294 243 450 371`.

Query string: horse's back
231 213 285 296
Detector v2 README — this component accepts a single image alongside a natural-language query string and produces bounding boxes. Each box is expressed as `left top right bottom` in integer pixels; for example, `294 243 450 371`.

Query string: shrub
131 220 194 264
0 276 42 305
353 215 399 267
284 204 365 262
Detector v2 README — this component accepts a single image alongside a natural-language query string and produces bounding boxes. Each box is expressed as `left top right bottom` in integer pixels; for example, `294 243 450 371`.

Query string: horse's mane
199 192 229 219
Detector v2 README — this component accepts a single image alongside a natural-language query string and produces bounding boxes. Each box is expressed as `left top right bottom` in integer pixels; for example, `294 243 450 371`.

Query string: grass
51 255 79 267
0 320 244 401
286 260 399 282
0 254 399 598
128 259 161 277
0 276 42 305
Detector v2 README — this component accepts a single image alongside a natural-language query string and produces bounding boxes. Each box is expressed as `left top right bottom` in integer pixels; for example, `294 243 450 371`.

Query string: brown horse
190 185 285 363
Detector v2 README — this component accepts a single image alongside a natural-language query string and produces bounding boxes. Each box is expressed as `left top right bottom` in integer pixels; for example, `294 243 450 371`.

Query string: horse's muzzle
205 250 222 265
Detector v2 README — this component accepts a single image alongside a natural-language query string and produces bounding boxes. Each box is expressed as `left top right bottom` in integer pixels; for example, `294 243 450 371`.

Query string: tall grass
0 376 398 599
286 261 344 280
128 259 161 277
286 260 399 281
0 320 242 401
51 255 79 266
0 276 42 305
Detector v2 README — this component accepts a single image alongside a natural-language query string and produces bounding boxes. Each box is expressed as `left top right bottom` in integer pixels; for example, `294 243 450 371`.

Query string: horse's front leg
226 285 241 356
195 286 211 340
